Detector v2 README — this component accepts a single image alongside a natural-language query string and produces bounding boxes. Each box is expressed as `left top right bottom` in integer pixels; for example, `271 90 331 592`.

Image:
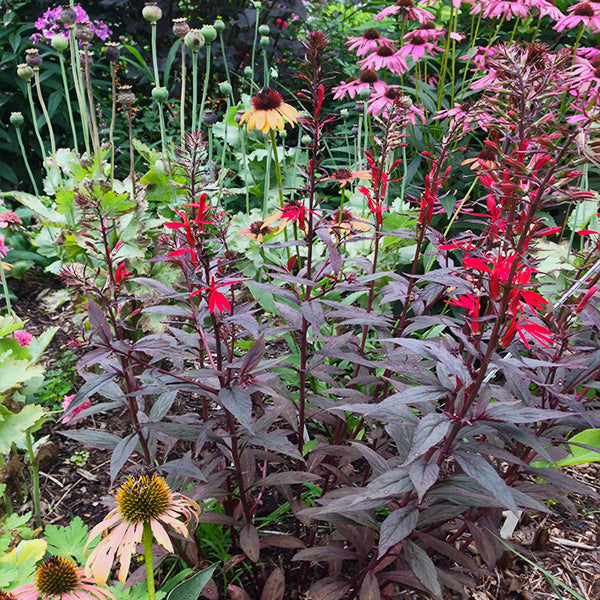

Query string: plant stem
269 128 284 207
0 262 12 313
191 50 198 133
26 82 46 165
58 51 79 153
127 109 136 198
15 126 39 196
68 25 91 156
199 44 212 129
109 65 117 187
180 40 187 145
34 69 61 185
142 522 156 600
25 431 41 529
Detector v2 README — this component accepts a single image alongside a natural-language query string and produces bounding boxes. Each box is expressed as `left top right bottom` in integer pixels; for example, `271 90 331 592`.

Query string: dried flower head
11 556 115 600
117 85 135 108
104 41 120 62
25 48 43 68
239 88 299 134
84 473 200 584
172 17 190 39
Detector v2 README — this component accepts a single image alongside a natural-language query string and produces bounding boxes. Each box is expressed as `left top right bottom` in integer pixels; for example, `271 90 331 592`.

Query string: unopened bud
358 87 370 100
142 2 162 23
104 41 120 62
260 36 269 48
185 29 205 51
172 17 189 39
279 130 287 139
259 24 270 36
243 66 253 78
59 6 78 25
340 109 349 120
301 134 312 146
219 81 232 96
25 48 43 68
200 25 217 43
51 33 69 52
17 63 34 82
10 112 24 127
118 85 136 108
213 19 225 33
152 86 169 102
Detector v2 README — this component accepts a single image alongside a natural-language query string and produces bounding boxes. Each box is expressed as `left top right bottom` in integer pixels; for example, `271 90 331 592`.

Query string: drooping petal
150 518 174 553
85 510 121 554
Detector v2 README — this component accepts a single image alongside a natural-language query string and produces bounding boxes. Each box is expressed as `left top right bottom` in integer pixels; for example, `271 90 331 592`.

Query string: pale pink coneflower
358 46 409 75
471 0 531 20
553 2 600 33
367 87 426 124
374 0 435 24
398 34 441 61
332 69 388 100
346 28 397 57
530 0 564 21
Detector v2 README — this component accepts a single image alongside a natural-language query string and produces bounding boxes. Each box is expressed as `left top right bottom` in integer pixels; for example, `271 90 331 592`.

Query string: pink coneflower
405 22 446 42
11 556 114 600
568 56 600 101
332 69 388 100
531 0 564 20
0 212 22 228
471 0 531 20
553 2 600 33
374 0 435 23
358 46 409 75
398 34 441 61
367 87 426 123
346 28 397 57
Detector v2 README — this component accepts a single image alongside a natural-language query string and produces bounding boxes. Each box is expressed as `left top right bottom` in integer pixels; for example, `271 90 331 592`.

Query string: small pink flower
471 0 531 20
14 330 32 347
0 235 9 258
0 211 22 228
62 394 91 424
398 34 441 61
367 87 426 124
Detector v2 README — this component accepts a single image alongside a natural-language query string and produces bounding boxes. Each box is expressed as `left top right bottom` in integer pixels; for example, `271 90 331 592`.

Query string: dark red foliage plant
62 40 600 599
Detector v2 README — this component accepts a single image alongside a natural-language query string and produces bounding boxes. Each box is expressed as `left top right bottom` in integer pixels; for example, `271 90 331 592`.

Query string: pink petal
85 521 130 584
85 510 121 553
10 586 38 600
150 519 174 553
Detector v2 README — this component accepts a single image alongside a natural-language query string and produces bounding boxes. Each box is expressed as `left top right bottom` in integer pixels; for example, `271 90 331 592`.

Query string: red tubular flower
501 318 552 349
447 293 481 334
114 262 131 285
189 277 242 313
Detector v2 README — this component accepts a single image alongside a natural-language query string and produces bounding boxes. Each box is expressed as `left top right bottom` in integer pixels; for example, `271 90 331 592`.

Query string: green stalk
0 261 12 313
240 128 251 214
249 8 260 95
81 45 102 172
58 51 79 153
157 101 167 154
199 44 212 130
15 126 39 196
109 66 117 187
220 96 231 173
269 128 284 207
436 1 455 110
142 522 156 600
218 32 235 104
180 40 187 145
26 82 46 165
191 50 199 133
68 25 91 156
34 69 60 185
262 49 269 88
151 22 159 84
25 432 41 529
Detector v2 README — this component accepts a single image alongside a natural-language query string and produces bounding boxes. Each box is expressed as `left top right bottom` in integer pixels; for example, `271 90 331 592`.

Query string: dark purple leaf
409 458 440 501
239 523 260 563
300 300 325 333
227 585 251 600
110 433 138 482
149 391 178 422
307 578 351 600
240 335 265 376
158 459 206 480
260 534 305 549
293 547 359 562
260 567 285 600
405 413 452 464
218 387 253 430
315 226 341 275
253 471 320 487
466 521 498 569
359 571 381 600
403 540 442 600
60 429 121 449
378 506 419 558
87 297 111 343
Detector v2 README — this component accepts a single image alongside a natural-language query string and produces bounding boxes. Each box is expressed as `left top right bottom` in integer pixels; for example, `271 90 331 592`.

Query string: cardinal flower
12 556 115 600
189 277 242 313
85 473 200 585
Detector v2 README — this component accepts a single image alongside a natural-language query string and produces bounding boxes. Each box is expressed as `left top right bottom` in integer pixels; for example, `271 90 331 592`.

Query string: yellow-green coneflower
84 473 200 594
11 556 114 600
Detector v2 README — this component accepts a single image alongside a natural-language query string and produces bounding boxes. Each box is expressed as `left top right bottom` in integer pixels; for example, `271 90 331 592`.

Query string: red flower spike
189 277 242 314
114 262 131 285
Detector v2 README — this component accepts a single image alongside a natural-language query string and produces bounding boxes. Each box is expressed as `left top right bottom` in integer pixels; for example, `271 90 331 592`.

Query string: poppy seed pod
259 24 270 36
260 36 269 48
75 22 94 43
10 112 24 127
359 86 371 100
184 29 205 51
152 86 169 102
118 85 135 108
59 6 78 25
172 17 189 39
218 81 232 96
243 66 253 78
213 19 225 33
200 25 217 43
51 33 69 52
104 41 120 62
142 2 162 23
25 49 43 68
17 63 34 82
202 111 218 125
79 50 94 68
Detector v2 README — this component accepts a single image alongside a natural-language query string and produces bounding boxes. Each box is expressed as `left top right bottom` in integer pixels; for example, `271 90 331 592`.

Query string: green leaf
556 429 600 466
0 405 46 453
165 564 218 600
1 191 66 225
45 516 96 565
0 356 44 395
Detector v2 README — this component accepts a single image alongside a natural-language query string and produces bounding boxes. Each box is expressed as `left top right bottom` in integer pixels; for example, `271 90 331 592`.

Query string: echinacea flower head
85 473 200 585
375 0 435 23
239 88 299 134
358 46 409 75
332 69 387 100
346 28 397 57
11 556 115 600
238 213 279 242
554 1 600 33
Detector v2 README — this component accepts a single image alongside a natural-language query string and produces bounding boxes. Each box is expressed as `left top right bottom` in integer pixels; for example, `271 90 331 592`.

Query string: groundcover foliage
1 0 600 599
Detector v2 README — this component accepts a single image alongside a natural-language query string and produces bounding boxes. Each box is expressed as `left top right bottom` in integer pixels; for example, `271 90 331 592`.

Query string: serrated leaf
0 538 47 564
165 564 217 600
404 540 442 600
378 506 419 558
0 357 44 395
44 516 95 564
260 567 285 600
453 449 518 514
405 413 451 465
0 404 45 453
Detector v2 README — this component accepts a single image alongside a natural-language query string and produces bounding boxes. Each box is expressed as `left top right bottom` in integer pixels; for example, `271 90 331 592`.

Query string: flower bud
218 81 232 96
358 86 370 100
25 48 43 68
213 19 225 33
202 111 218 125
118 85 136 108
152 86 169 102
17 63 34 82
142 2 162 23
340 108 349 120
185 29 205 51
301 134 312 146
104 41 120 62
279 130 287 139
51 33 69 52
200 25 217 43
172 17 189 39
59 6 78 25
243 66 253 78
260 36 269 48
75 22 94 43
259 24 270 36
10 112 24 127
